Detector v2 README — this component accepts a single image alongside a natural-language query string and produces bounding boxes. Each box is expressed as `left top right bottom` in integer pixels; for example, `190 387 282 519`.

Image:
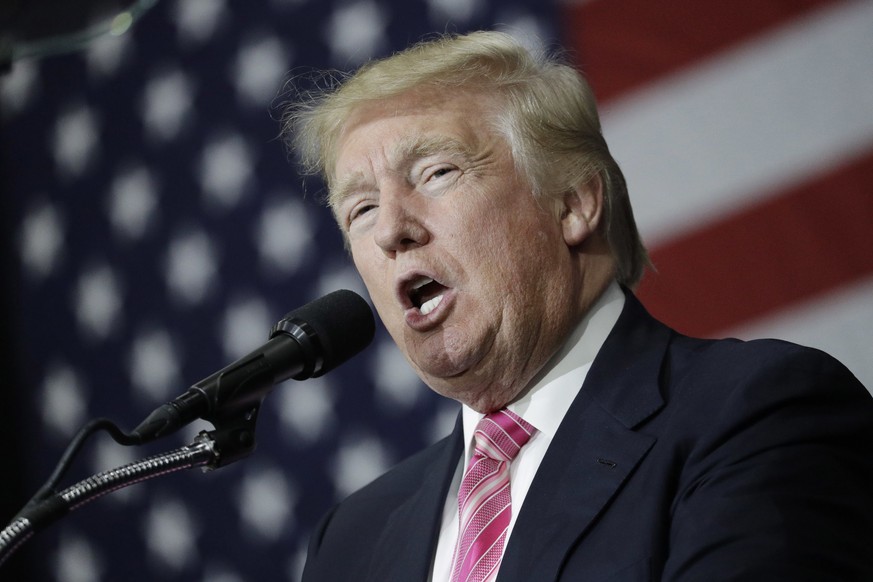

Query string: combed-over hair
282 30 649 287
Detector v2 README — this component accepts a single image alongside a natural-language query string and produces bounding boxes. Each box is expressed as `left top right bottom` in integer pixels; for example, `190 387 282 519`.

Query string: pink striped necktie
450 408 537 582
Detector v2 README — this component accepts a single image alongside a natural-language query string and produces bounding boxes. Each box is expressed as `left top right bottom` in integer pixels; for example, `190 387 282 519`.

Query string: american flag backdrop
0 0 870 580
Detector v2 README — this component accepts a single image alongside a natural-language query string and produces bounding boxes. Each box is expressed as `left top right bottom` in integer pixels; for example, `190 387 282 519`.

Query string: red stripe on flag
562 0 843 102
636 151 873 337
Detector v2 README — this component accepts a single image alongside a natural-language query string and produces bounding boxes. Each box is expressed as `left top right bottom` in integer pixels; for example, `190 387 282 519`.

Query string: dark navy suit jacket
302 293 873 581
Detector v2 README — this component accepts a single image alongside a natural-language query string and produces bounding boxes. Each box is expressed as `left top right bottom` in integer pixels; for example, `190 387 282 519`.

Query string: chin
414 342 490 380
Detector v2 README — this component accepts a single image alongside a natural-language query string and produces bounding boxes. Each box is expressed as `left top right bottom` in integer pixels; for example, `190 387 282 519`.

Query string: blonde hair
282 31 649 286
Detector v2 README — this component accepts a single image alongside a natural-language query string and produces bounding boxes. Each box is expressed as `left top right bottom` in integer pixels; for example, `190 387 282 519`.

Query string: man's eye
349 204 377 223
427 166 455 181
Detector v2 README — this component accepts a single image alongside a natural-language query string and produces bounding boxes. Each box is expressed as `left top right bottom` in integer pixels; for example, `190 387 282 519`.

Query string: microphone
132 289 375 443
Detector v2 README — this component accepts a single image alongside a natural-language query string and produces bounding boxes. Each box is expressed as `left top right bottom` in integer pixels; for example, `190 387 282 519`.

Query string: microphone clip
200 409 260 470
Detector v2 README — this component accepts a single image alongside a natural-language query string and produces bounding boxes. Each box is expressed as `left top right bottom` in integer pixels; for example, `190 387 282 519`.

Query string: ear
560 175 604 247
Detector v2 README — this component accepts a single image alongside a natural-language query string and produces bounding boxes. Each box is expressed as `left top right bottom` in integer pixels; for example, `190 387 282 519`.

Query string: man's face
332 90 581 411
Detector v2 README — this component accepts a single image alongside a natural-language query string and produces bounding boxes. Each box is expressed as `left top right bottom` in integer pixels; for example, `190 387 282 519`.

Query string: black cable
25 418 141 508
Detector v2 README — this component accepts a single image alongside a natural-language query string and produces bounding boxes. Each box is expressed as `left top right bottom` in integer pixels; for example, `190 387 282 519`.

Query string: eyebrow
329 134 476 210
403 134 474 162
329 173 371 211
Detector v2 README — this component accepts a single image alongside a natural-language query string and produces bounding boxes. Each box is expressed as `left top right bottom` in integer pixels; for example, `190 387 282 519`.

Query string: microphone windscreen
274 289 375 377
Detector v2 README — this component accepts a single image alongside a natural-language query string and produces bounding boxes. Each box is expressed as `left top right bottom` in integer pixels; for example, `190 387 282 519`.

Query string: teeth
412 277 433 290
420 294 443 316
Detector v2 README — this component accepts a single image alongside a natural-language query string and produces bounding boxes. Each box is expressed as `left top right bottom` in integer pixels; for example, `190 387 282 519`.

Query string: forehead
333 89 499 170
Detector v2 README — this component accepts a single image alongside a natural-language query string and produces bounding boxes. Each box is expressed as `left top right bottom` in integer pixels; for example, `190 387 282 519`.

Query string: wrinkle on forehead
327 88 500 194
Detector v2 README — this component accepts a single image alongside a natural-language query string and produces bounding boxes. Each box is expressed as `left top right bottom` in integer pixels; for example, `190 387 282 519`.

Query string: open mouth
407 277 447 316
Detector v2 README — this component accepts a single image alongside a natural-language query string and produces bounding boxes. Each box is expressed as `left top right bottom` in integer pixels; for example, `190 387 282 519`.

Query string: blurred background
1 0 870 580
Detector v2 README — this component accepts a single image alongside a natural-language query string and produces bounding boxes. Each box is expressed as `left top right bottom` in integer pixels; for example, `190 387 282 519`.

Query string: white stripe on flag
600 0 873 246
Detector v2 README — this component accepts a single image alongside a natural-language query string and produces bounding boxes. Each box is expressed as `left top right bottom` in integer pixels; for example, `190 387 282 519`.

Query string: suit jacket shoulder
502 293 873 581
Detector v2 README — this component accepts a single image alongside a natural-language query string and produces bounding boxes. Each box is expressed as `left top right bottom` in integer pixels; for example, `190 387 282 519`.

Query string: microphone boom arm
0 431 220 567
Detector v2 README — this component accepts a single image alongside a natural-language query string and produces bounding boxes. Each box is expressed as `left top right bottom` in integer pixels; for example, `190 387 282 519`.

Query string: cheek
477 216 560 274
352 248 384 306
351 248 392 308
350 238 380 278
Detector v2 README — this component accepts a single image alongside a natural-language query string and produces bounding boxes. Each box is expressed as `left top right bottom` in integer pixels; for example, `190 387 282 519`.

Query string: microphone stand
0 409 262 568
0 287 377 570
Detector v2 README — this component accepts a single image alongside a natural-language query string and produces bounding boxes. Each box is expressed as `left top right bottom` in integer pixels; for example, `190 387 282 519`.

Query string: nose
373 189 429 258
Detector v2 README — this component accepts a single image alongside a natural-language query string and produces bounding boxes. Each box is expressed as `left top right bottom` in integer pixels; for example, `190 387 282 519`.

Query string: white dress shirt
429 282 625 581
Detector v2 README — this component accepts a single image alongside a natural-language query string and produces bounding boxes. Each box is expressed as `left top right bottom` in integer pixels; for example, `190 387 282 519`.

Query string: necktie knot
472 408 536 464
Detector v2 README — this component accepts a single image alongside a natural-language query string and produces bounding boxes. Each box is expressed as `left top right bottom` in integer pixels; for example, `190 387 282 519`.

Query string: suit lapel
366 414 464 581
499 292 671 582
499 399 657 581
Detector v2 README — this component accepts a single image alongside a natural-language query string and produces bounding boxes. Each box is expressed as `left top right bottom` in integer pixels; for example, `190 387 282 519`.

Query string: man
284 31 873 581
